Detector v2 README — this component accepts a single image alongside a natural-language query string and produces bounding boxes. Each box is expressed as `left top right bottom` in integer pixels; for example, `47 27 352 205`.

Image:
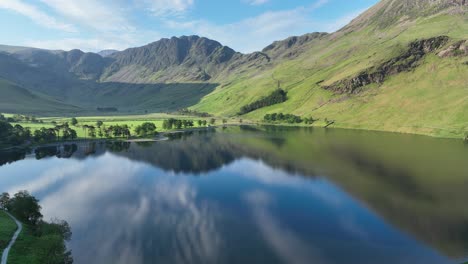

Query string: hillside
0 79 81 114
192 0 468 137
0 0 466 137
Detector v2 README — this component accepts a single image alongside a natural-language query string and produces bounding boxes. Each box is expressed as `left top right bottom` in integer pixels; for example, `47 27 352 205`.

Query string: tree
134 122 156 137
71 118 78 126
210 118 216 125
88 126 96 138
96 120 103 128
0 192 10 209
7 190 43 225
197 120 203 127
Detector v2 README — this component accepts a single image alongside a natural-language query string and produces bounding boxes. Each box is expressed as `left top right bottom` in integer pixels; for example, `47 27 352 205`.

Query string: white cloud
0 0 76 32
164 7 313 53
39 0 133 32
142 0 195 16
162 0 364 53
25 30 162 52
245 0 269 6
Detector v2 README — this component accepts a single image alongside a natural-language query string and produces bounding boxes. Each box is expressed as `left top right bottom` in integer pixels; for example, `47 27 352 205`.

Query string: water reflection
0 126 467 264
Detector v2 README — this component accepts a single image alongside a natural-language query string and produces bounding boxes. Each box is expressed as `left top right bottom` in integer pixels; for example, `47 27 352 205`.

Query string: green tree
0 192 10 209
210 118 216 125
96 120 103 128
71 118 78 126
7 190 43 225
135 122 157 136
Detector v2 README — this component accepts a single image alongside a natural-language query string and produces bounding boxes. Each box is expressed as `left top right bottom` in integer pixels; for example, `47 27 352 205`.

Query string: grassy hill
192 3 468 137
0 79 81 114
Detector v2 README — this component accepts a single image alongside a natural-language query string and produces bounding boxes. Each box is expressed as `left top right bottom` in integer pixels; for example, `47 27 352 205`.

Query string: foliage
6 190 43 225
33 128 56 143
70 118 78 126
2 191 73 264
107 125 131 138
162 119 194 130
264 113 303 124
0 192 10 209
239 89 287 115
177 108 211 117
134 122 157 136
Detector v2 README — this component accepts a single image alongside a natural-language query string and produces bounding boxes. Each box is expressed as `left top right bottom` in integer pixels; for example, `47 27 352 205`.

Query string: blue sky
0 0 379 53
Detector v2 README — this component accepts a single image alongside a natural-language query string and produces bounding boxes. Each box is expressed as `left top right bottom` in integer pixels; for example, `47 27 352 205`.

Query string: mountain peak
102 35 239 83
344 0 467 31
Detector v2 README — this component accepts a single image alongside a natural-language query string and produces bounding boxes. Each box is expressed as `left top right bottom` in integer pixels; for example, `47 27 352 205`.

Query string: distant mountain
101 35 266 83
98 49 119 57
0 0 466 137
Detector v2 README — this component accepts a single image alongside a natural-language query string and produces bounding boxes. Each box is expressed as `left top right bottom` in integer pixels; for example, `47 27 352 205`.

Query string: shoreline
1 123 466 152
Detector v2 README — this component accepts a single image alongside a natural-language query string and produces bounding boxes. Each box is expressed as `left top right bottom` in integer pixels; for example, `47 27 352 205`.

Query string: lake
0 126 467 264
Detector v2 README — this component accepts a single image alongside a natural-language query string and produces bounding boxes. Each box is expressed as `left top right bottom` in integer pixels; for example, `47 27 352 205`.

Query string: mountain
0 78 81 114
100 35 269 83
191 0 468 137
0 0 466 137
98 49 119 57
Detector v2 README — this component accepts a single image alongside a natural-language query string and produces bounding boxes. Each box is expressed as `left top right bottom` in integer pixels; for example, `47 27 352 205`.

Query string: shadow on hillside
56 81 219 114
86 82 219 112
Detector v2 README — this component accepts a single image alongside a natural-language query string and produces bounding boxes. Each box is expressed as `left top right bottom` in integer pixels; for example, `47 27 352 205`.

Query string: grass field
7 222 68 264
0 210 17 256
5 113 249 140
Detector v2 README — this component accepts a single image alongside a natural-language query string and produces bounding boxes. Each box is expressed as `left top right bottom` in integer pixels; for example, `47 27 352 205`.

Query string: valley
0 0 467 138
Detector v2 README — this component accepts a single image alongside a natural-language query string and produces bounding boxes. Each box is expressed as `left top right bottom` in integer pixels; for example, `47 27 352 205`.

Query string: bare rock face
323 36 450 94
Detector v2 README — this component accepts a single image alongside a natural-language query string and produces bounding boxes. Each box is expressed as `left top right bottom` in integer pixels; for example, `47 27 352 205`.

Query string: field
0 210 17 256
7 222 68 264
5 113 248 139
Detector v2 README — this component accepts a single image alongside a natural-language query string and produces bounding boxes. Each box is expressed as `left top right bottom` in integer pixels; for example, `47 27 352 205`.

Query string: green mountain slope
0 79 81 114
191 0 468 137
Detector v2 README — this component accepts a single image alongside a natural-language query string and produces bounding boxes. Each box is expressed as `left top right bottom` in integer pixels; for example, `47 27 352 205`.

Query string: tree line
0 113 44 124
0 120 79 147
177 108 212 117
264 113 317 124
239 89 287 115
162 118 215 130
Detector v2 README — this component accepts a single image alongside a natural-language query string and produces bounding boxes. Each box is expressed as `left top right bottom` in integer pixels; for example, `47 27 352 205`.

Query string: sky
0 0 379 53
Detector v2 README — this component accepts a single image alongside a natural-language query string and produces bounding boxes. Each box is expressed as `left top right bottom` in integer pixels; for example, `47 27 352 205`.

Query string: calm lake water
1 126 467 264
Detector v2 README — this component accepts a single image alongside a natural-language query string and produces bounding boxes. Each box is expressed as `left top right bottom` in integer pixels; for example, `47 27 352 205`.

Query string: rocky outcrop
322 36 449 94
438 40 468 57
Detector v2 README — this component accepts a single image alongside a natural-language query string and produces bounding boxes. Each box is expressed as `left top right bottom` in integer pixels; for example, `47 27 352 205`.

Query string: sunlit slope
193 12 468 137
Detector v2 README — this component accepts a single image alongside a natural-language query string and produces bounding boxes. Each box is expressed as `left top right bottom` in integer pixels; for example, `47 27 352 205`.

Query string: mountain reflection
0 126 467 263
